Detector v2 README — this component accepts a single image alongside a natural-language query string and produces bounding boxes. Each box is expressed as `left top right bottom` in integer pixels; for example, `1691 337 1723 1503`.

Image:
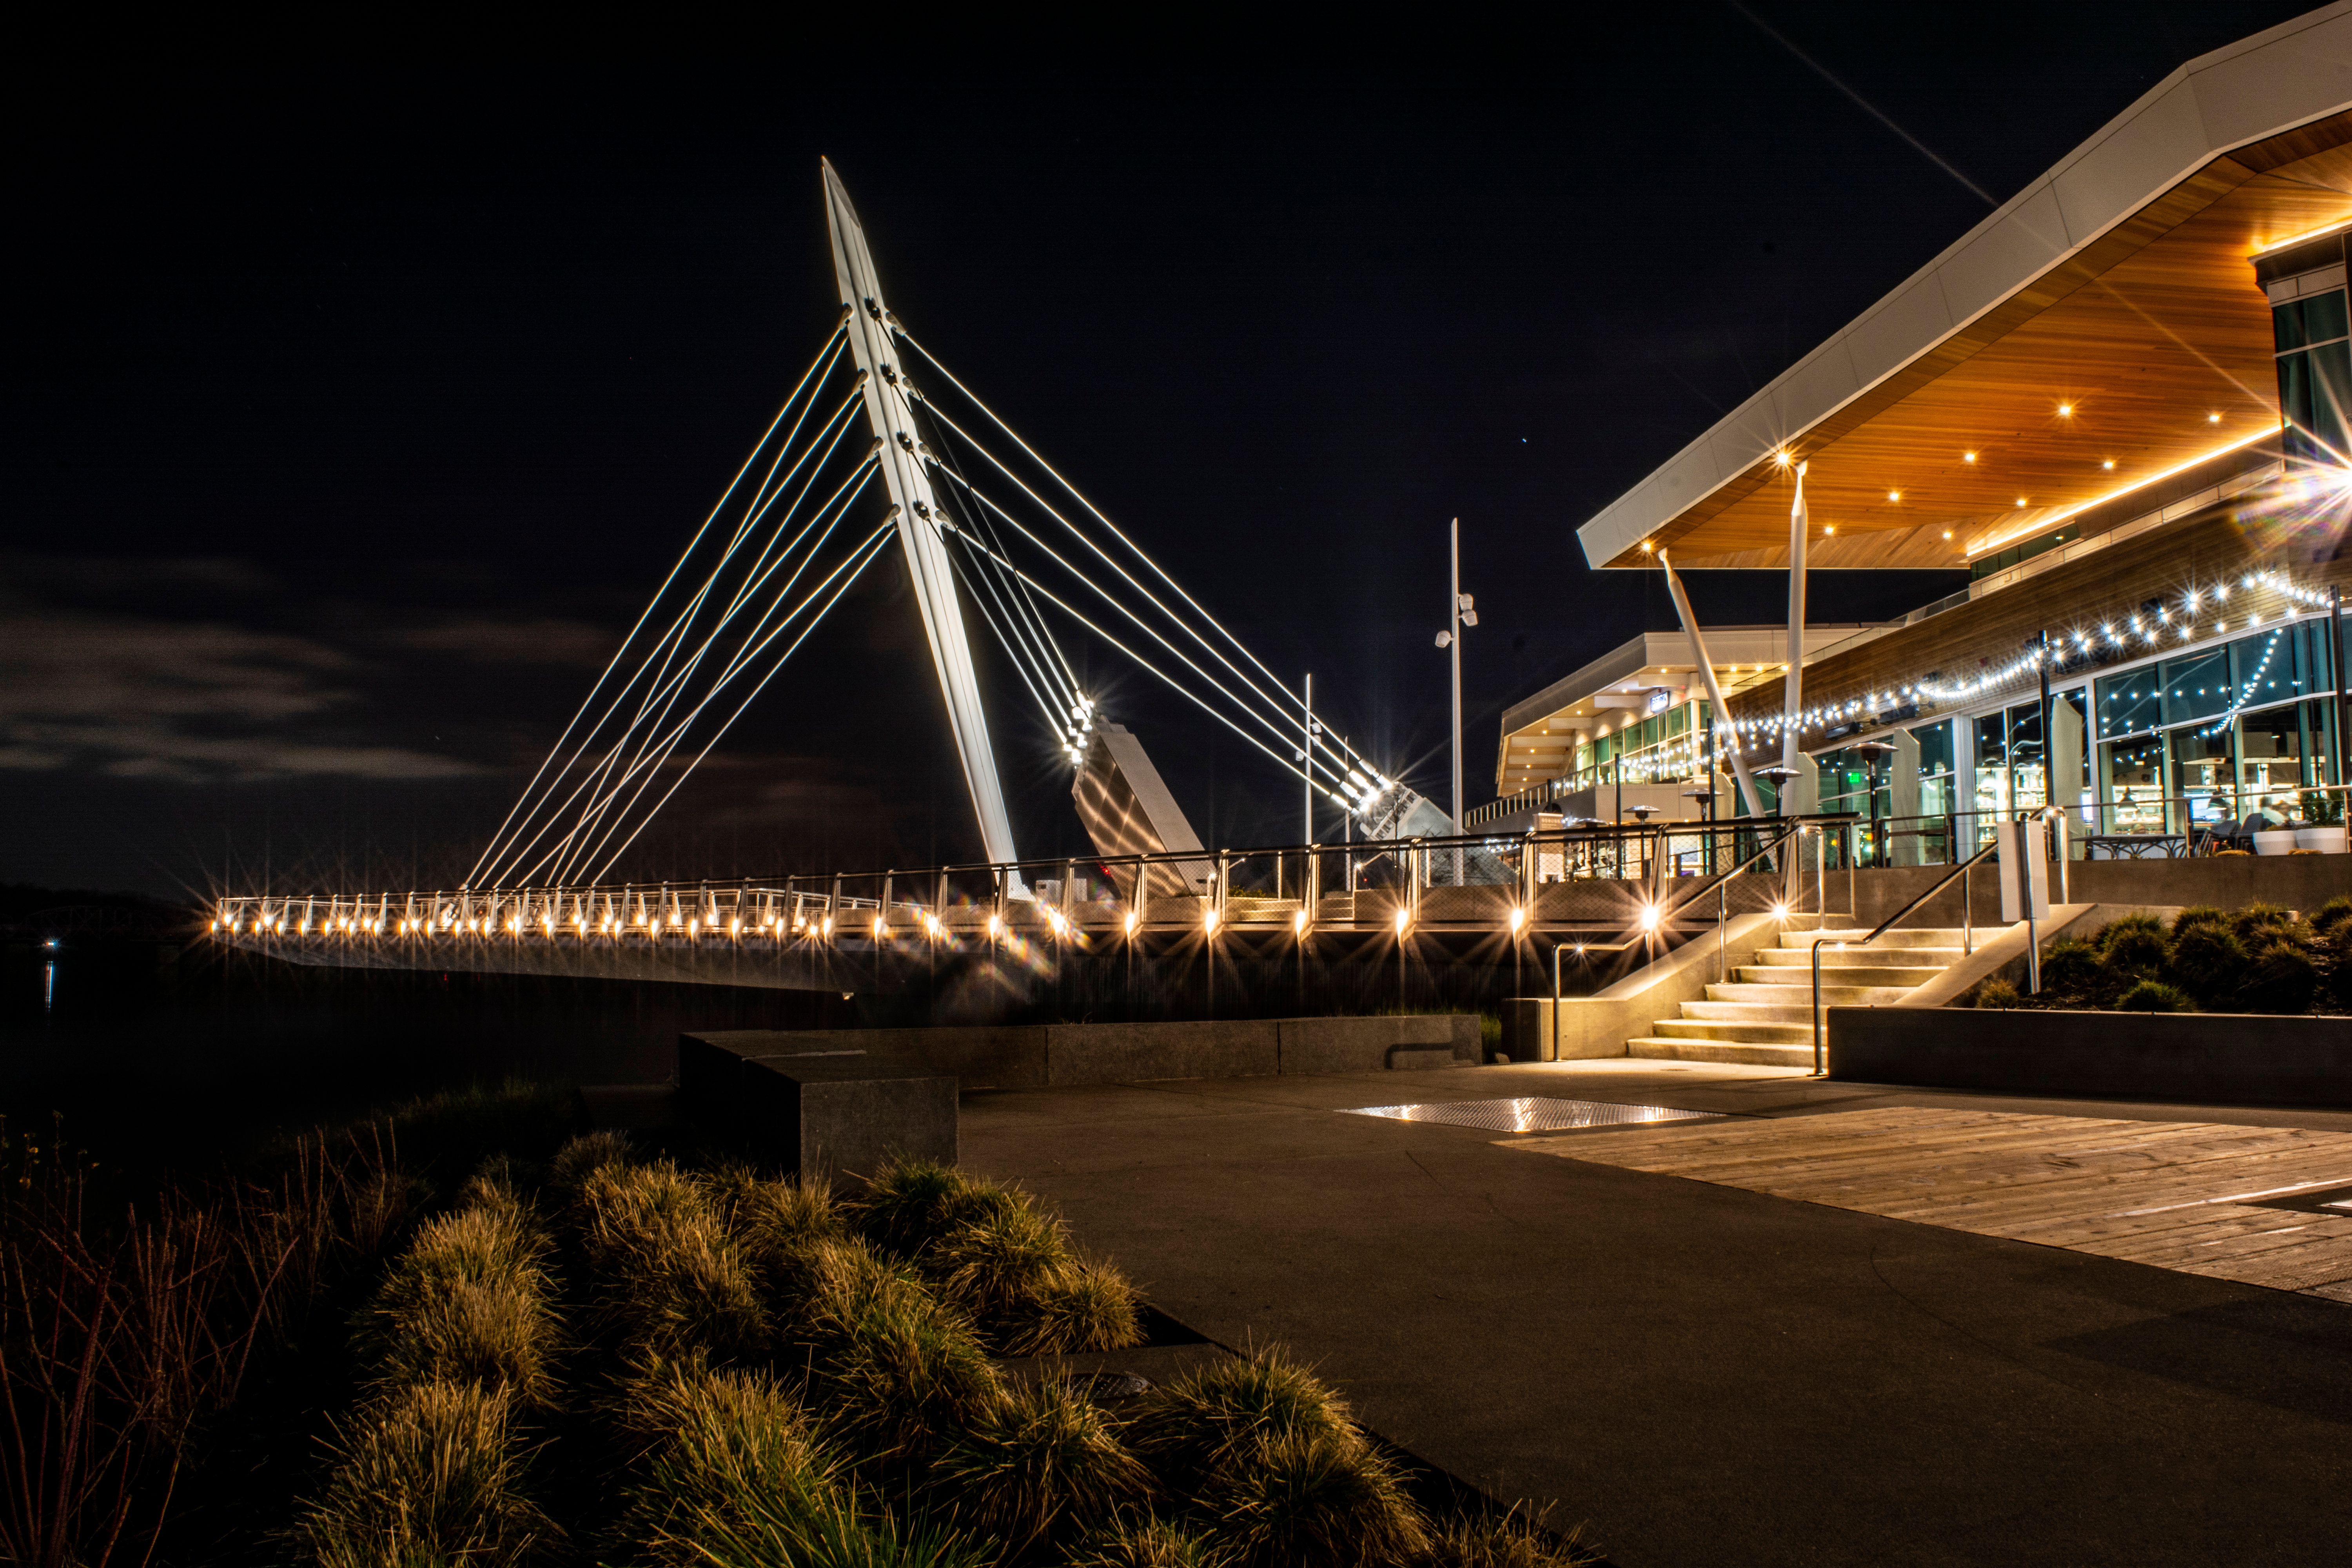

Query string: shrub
1968 979 2021 1010
2100 922 2171 980
299 1379 554 1568
931 1376 1152 1556
546 1130 634 1205
2314 895 2352 935
578 1162 767 1359
2167 922 2249 1007
1127 1347 1356 1502
1203 1427 1427 1568
1063 1516 1230 1567
799 1258 1004 1473
2037 939 2102 992
2242 939 2320 1014
358 1207 562 1407
2116 980 2196 1013
858 1158 1018 1263
2232 902 2309 948
2169 906 2230 939
1002 1258 1146 1356
936 1200 1072 1323
614 1361 843 1567
1426 1508 1601 1568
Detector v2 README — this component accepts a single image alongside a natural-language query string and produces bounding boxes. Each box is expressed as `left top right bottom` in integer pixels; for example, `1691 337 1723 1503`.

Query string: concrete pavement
961 1061 2352 1567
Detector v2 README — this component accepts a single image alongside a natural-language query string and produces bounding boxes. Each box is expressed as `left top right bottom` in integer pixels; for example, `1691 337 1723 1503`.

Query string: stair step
1734 964 1946 987
1776 928 1964 949
1751 947 1963 965
1628 1037 1815 1068
1655 1019 1813 1044
1705 983 1915 1005
1680 1001 1815 1023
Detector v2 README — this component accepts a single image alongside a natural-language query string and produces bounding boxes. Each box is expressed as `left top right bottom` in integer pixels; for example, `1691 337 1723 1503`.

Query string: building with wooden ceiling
1549 4 2352 864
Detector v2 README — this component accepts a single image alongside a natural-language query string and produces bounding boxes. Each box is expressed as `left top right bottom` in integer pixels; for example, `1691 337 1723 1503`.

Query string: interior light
2209 413 2222 423
1964 451 1976 463
2103 459 2116 470
2015 498 2026 508
1887 490 1900 501
1943 530 1953 540
2058 404 2073 417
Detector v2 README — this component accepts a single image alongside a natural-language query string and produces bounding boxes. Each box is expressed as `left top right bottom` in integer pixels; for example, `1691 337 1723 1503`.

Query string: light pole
1434 518 1477 882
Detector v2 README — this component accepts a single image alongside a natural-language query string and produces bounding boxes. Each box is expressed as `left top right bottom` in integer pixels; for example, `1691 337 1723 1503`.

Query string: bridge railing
209 816 1845 943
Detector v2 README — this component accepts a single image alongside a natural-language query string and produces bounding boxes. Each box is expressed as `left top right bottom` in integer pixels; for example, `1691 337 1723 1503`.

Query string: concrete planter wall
1829 1004 2352 1107
683 1013 1479 1096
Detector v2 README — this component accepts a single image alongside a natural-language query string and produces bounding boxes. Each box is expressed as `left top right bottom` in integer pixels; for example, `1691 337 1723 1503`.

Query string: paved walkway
961 1061 2352 1568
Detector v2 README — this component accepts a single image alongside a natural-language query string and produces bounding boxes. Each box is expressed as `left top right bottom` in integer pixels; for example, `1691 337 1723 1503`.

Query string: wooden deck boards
1506 1107 2352 1301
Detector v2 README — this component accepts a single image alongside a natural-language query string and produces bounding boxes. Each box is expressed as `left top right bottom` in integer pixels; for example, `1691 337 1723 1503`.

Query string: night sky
7 5 2315 900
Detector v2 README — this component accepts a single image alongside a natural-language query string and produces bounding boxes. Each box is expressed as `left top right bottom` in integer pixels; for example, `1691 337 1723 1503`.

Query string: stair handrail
1807 803 2067 1075
1548 819 1806 1064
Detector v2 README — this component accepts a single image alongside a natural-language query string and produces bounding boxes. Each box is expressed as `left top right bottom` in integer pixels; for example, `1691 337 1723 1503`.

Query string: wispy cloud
391 617 615 666
0 601 478 782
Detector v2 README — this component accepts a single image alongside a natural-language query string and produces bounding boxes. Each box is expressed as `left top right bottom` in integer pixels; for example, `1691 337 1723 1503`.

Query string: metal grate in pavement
1343 1097 1726 1134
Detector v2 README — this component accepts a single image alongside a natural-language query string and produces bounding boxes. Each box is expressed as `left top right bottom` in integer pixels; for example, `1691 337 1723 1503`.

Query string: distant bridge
216 162 1824 992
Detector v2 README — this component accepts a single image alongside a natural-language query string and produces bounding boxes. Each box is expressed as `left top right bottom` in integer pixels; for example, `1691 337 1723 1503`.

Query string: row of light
1719 567 2337 754
1060 696 1097 765
218 899 1655 943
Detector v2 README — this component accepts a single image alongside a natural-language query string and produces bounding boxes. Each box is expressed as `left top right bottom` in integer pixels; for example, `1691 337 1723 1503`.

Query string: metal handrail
1549 819 1807 1064
1806 804 2067 1074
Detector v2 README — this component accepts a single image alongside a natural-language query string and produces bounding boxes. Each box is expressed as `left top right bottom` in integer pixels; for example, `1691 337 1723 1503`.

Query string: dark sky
5 4 2316 899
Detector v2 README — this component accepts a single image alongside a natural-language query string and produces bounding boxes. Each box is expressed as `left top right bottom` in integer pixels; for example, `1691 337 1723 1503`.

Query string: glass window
2171 726 2236 825
2239 706 2310 811
2230 625 2298 710
2101 736 2165 834
2096 669 2161 739
1912 717 1954 780
2161 649 2230 727
1973 712 2010 826
2277 298 2310 352
2307 620 2338 695
2307 288 2348 346
2006 701 2046 811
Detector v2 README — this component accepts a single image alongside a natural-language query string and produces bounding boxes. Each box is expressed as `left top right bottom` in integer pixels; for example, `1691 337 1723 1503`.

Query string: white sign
1645 687 1674 715
1997 818 2049 923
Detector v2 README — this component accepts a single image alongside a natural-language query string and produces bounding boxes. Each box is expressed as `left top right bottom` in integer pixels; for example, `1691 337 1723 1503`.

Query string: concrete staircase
1627 927 1968 1068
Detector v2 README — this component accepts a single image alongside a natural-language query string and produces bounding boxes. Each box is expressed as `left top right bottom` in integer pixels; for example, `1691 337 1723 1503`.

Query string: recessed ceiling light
2103 459 2116 470
1887 490 1901 501
1943 530 1954 540
1964 451 1977 463
2016 498 2027 508
2058 403 2073 417
2209 413 2222 423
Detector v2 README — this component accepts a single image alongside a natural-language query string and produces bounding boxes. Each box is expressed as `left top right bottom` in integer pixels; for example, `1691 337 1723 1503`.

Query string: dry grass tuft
856 1158 1018 1261
1204 1427 1426 1568
1425 1506 1602 1568
1062 1515 1232 1568
546 1130 634 1204
1126 1347 1355 1498
1001 1258 1145 1356
613 1359 838 1565
935 1200 1071 1321
799 1254 1003 1472
298 1379 554 1568
358 1201 563 1408
931 1376 1152 1555
577 1161 767 1359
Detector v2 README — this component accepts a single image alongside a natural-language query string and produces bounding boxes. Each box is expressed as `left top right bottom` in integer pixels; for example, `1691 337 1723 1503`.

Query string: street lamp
1434 517 1477 882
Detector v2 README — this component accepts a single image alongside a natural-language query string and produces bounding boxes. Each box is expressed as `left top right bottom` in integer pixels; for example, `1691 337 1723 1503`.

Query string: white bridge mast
822 159 1021 869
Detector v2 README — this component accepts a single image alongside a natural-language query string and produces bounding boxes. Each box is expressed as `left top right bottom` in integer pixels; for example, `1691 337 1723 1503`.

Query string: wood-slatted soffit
1578 5 2352 572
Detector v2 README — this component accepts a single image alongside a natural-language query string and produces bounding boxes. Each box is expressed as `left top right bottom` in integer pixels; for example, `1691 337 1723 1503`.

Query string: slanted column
1780 461 1816 817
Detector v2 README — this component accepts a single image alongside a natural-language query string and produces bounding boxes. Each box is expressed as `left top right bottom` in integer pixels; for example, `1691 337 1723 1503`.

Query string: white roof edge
1574 2 2352 569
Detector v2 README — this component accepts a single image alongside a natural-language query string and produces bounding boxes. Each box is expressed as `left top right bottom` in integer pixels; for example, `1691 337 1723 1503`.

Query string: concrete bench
680 1032 956 1187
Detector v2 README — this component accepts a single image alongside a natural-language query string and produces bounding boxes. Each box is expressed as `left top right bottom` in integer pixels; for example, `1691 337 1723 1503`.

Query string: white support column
1781 461 1812 816
822 160 1021 870
1659 549 1764 820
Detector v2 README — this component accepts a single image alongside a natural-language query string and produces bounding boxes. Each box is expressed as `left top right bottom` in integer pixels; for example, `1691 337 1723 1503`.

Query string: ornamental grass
1060 1516 1230 1568
611 1359 843 1566
797 1257 1003 1474
858 1158 1018 1261
1125 1347 1357 1505
1202 1426 1426 1568
298 1379 555 1568
930 1375 1152 1557
1425 1507 1601 1568
577 1160 768 1359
